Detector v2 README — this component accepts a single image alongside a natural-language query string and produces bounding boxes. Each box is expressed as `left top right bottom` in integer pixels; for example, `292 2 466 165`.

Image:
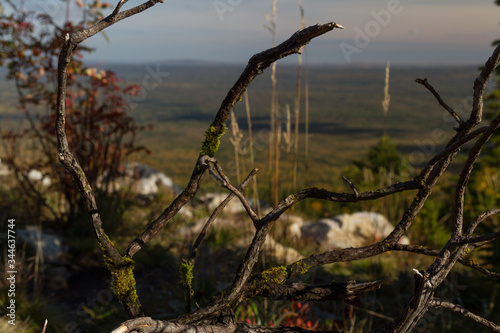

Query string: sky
26 0 500 66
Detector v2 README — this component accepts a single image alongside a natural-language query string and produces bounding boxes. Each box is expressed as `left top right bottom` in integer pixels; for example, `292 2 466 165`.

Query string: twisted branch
123 21 344 259
55 0 164 318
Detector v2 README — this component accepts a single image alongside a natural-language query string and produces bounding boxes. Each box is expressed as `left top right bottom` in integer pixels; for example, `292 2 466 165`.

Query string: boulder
290 212 409 250
0 158 10 176
235 235 303 264
100 162 181 198
176 214 302 264
17 226 67 262
17 226 71 289
27 169 52 187
198 193 247 214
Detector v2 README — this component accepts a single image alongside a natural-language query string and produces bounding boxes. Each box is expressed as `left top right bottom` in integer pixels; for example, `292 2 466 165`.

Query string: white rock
27 169 52 186
17 226 66 262
198 193 247 214
235 235 303 264
0 158 10 176
294 212 409 250
98 162 180 197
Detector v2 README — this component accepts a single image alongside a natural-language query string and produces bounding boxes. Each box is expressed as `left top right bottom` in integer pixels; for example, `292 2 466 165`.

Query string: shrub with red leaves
0 1 150 224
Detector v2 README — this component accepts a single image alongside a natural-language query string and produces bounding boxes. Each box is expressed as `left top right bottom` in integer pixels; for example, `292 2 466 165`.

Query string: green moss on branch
97 237 143 317
200 125 226 157
261 266 287 284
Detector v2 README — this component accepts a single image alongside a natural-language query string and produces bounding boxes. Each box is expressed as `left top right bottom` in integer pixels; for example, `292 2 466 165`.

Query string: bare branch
461 260 500 279
417 126 487 181
112 313 236 333
415 78 465 128
342 176 359 198
464 208 500 239
200 156 260 224
236 323 341 333
41 320 48 333
391 244 500 279
55 0 165 319
468 43 500 129
430 298 500 332
245 279 383 302
254 180 419 230
189 168 259 262
453 115 500 238
111 0 130 18
56 0 165 259
464 230 500 248
180 167 259 314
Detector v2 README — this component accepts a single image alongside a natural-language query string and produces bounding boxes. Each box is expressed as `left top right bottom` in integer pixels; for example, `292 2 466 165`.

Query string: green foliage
352 136 408 176
412 195 451 248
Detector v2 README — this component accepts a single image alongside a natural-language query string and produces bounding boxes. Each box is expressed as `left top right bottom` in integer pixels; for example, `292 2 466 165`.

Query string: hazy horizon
16 0 500 67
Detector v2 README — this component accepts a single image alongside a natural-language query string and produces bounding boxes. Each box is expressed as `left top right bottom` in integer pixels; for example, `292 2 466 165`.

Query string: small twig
41 319 48 333
430 298 500 332
463 230 500 248
342 176 359 198
462 260 500 279
415 78 464 128
463 208 500 239
417 126 488 182
111 0 128 18
199 155 226 185
391 243 500 279
200 155 260 224
189 167 259 262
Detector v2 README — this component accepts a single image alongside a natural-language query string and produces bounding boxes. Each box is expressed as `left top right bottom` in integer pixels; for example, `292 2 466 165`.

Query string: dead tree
54 1 500 332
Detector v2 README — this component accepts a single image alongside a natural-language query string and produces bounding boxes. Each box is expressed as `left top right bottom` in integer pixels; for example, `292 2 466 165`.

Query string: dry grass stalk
229 110 243 184
265 0 279 205
274 105 282 206
292 0 305 191
283 104 292 153
304 53 310 174
382 61 391 137
244 91 261 216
